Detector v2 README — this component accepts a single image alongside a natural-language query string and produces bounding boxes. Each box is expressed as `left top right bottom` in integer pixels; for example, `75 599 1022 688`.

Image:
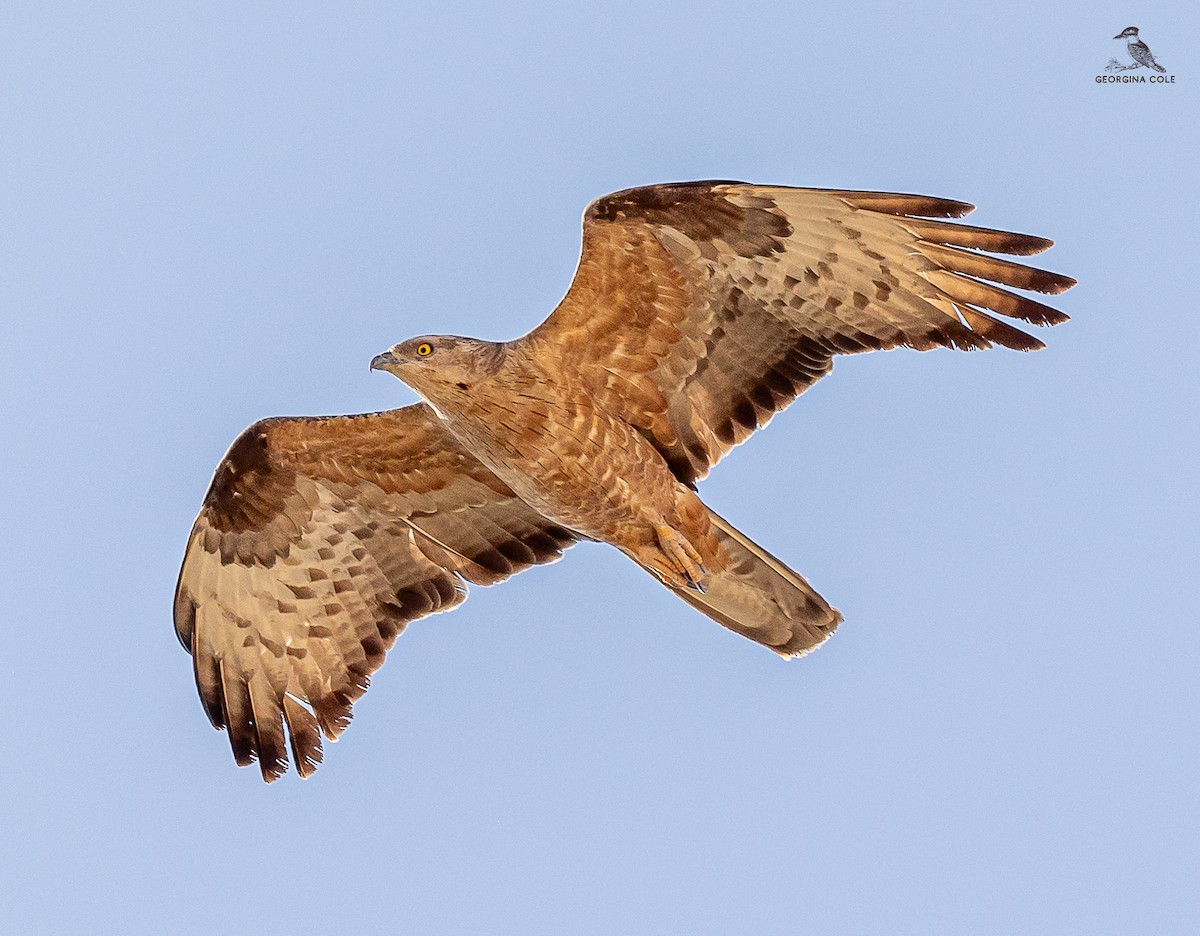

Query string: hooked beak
1113 32 1125 39
370 350 400 371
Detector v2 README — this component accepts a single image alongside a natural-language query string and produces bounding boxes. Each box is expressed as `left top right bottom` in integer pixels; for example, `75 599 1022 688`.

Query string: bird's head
370 335 506 407
1114 26 1139 39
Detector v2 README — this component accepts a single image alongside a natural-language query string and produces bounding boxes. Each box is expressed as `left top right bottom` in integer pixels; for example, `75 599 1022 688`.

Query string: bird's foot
653 525 708 592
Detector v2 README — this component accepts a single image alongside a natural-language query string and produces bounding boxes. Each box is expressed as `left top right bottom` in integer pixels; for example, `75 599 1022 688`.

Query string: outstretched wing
174 404 576 781
527 181 1075 486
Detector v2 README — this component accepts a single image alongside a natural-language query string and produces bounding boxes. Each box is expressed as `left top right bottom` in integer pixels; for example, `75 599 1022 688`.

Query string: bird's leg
653 524 708 592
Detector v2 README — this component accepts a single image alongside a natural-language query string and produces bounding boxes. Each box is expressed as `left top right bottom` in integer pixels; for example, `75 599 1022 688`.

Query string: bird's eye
417 342 433 357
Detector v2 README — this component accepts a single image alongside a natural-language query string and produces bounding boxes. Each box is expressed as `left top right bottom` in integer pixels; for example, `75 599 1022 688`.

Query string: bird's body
1115 26 1165 72
402 342 688 552
383 335 720 590
176 181 1075 780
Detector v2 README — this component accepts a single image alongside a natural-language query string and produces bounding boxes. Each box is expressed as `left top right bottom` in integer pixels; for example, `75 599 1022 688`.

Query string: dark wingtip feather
919 241 1077 296
958 305 1046 352
1005 235 1054 257
192 636 227 730
928 270 1070 327
830 190 976 218
922 197 975 219
314 691 355 741
902 218 1056 256
219 662 257 768
248 684 290 783
283 695 323 779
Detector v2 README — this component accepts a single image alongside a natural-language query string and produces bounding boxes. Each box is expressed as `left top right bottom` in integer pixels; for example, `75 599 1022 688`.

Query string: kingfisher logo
1098 26 1175 83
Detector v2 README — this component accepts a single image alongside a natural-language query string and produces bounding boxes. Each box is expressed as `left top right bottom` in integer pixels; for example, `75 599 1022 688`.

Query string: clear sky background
3 2 1197 933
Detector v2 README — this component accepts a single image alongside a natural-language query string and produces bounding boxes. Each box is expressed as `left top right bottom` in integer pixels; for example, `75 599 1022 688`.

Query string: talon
655 524 708 591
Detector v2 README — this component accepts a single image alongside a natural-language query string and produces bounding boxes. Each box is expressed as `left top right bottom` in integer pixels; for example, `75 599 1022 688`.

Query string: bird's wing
1130 40 1161 68
174 404 576 780
526 181 1075 485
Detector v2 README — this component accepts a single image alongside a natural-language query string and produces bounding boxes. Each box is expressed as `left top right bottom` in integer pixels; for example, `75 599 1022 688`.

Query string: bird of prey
1114 26 1166 72
175 181 1074 780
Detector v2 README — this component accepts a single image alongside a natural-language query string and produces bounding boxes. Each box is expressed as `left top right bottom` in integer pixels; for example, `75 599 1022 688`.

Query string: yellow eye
417 342 433 357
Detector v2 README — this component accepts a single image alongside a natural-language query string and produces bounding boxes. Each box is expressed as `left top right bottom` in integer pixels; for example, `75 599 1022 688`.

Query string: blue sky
3 2 1197 933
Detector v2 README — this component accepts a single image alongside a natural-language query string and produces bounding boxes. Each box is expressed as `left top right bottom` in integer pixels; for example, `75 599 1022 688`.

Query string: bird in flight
1114 27 1166 72
175 181 1074 780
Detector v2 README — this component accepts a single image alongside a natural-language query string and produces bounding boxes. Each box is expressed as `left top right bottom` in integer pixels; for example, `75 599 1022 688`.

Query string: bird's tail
1153 61 1166 72
650 507 842 657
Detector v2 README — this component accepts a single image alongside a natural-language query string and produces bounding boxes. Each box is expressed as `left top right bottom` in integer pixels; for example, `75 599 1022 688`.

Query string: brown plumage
176 181 1075 780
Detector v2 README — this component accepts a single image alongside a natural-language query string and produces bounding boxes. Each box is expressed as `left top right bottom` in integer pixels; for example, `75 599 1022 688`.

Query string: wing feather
916 241 1075 295
896 216 1055 256
527 181 1074 485
174 404 577 780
